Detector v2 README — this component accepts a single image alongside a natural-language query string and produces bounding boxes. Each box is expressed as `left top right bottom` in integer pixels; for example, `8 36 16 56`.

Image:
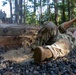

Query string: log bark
0 24 40 36
0 36 22 47
0 26 26 36
0 24 40 47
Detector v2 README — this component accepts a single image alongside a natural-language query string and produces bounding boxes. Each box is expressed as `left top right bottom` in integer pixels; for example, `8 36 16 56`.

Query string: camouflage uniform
32 22 76 47
32 21 76 59
45 31 76 59
32 22 58 47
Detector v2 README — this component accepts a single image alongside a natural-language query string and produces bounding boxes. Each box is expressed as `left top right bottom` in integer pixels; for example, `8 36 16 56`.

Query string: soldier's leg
33 39 71 63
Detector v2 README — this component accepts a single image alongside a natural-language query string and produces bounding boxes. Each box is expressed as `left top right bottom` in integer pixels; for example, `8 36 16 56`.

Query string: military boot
33 46 53 63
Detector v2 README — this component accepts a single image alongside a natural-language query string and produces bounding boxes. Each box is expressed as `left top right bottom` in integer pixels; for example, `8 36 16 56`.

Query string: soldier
32 18 76 63
2 11 6 23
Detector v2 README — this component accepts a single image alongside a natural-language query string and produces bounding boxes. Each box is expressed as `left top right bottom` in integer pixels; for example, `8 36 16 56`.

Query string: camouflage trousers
32 30 76 59
31 21 76 59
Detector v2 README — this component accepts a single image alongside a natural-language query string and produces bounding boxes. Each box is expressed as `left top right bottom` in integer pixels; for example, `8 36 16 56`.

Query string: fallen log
0 35 37 48
0 25 24 47
0 27 26 36
0 36 22 47
0 24 40 36
0 24 40 48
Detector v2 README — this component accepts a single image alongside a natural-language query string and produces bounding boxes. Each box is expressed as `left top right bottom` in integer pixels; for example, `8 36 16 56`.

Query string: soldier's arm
61 18 76 29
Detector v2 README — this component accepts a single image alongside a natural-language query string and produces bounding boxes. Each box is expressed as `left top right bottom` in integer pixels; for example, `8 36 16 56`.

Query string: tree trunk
23 0 25 23
70 0 75 19
62 0 65 22
15 0 18 23
9 0 12 23
67 0 71 20
34 0 36 24
39 0 42 25
54 0 58 25
19 0 22 24
47 0 51 21
34 0 36 13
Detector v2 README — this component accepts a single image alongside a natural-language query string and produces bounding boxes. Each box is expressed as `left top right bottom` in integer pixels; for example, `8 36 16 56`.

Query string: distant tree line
2 0 76 25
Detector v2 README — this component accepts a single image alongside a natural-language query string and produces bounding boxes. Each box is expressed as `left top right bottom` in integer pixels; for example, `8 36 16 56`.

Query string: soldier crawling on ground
31 18 76 63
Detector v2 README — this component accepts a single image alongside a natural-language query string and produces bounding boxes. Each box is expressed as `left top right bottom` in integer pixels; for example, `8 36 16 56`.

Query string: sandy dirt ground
1 47 34 63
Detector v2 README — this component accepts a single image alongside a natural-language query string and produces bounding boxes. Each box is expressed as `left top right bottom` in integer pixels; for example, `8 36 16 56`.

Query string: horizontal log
0 27 26 36
0 36 22 47
0 35 36 48
0 24 40 47
0 24 40 36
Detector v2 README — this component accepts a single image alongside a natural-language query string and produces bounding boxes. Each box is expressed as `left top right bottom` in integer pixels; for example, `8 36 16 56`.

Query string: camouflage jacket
31 25 76 50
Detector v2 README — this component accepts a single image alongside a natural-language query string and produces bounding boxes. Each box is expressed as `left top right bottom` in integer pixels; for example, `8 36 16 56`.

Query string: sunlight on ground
1 47 34 63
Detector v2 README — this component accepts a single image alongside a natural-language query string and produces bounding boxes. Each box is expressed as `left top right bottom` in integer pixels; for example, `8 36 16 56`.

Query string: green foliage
3 0 76 25
25 10 38 25
25 0 76 25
